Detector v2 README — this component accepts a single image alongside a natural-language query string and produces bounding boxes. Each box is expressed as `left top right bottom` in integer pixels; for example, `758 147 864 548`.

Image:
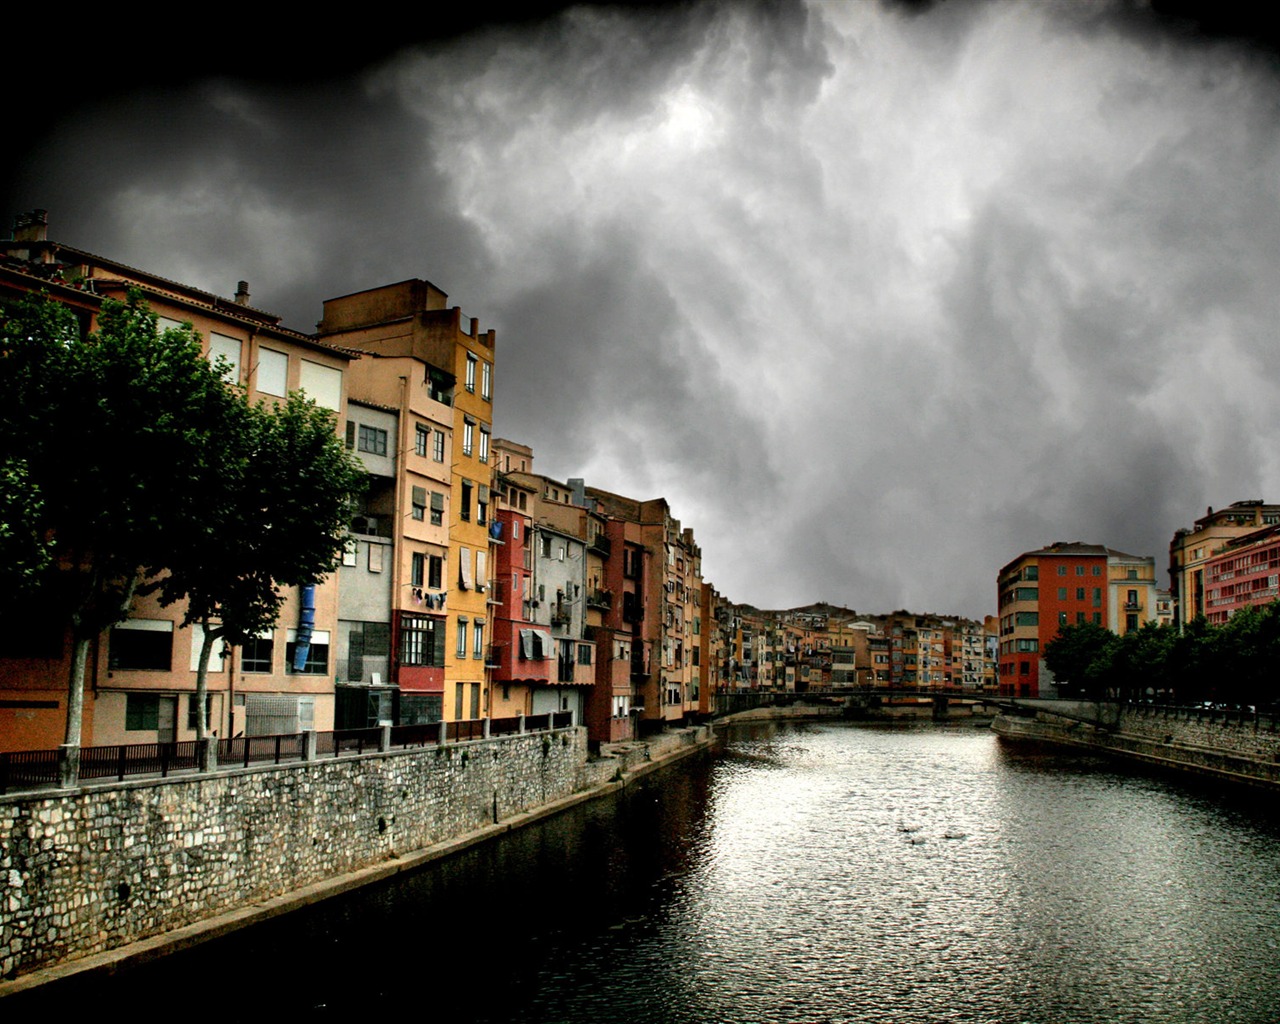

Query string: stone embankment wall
1 727 587 980
994 707 1280 789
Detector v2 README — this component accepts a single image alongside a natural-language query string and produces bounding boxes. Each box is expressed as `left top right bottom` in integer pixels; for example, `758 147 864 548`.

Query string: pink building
1203 525 1280 625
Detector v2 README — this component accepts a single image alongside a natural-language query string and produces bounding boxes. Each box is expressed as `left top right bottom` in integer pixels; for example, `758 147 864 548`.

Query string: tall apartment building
0 211 353 749
587 488 704 732
1202 524 1280 625
1169 501 1280 627
317 279 496 722
997 542 1156 697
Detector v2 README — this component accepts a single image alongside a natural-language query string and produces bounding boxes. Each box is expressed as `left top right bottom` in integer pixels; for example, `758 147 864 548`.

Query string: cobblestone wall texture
1 727 587 979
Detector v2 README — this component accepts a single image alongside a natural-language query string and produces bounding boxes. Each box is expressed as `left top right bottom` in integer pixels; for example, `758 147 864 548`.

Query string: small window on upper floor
481 361 491 400
358 425 387 456
465 352 477 392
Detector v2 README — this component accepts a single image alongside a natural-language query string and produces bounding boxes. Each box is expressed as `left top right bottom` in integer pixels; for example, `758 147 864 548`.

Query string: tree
151 390 364 762
1 291 232 782
1042 621 1117 699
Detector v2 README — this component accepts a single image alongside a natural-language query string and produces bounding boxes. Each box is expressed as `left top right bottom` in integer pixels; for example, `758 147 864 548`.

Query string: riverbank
993 707 1280 791
0 724 716 997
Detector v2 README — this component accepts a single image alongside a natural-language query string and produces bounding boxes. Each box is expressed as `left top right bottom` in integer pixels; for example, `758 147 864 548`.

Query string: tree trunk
195 621 220 771
59 628 91 788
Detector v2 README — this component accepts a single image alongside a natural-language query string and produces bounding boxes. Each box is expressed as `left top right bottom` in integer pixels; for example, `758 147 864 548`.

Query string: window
481 361 491 400
299 360 341 411
462 420 474 457
125 694 160 731
358 425 388 456
479 426 490 463
412 552 425 587
342 540 358 567
401 614 445 668
1126 613 1139 632
477 485 488 526
1058 588 1067 600
1076 588 1085 600
415 424 429 457
433 430 445 462
1057 566 1067 576
1092 565 1102 576
474 621 484 657
188 622 225 672
345 421 356 449
1093 613 1102 624
1127 568 1138 580
412 486 427 522
541 535 552 558
461 480 472 521
1023 565 1039 580
286 629 330 674
1076 565 1085 576
466 352 477 392
1059 612 1068 625
242 630 274 673
428 554 443 590
109 619 173 671
257 347 288 397
431 491 444 527
1092 587 1102 607
209 333 242 383
578 643 592 665
457 619 468 658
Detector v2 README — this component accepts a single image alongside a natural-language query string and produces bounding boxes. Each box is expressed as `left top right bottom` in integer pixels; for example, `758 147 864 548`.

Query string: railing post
161 742 171 778
274 735 283 764
483 718 491 739
116 744 127 782
379 725 392 752
438 719 448 745
302 729 317 762
518 713 526 735
198 737 218 773
58 744 80 789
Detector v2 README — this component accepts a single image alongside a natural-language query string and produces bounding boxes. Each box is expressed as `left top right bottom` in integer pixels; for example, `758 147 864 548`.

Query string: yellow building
1169 501 1280 627
318 279 496 722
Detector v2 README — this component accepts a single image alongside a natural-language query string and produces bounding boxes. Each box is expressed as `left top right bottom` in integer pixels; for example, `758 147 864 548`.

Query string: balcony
587 589 613 612
550 608 571 628
588 533 612 558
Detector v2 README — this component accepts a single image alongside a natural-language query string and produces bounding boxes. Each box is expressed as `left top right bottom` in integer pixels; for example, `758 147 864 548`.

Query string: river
25 720 1280 1021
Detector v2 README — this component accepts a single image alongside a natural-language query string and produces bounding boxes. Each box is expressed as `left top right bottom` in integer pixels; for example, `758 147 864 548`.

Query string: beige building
0 211 352 750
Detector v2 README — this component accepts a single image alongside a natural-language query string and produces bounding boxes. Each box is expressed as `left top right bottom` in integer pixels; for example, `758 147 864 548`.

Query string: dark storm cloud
8 0 1280 618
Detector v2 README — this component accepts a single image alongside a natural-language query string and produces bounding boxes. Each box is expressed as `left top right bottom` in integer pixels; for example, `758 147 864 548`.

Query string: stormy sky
7 1 1280 620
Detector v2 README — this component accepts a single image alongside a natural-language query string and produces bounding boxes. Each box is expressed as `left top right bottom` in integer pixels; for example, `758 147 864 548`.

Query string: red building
1203 525 1280 625
997 543 1109 697
489 508 552 708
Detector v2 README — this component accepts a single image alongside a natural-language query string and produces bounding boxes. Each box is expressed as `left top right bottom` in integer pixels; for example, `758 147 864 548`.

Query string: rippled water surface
40 721 1280 1021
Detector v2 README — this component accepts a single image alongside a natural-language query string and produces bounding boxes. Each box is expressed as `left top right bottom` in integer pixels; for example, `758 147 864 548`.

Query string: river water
30 720 1280 1020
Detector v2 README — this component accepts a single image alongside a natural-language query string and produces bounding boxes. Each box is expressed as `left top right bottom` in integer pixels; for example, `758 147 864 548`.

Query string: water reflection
22 721 1280 1022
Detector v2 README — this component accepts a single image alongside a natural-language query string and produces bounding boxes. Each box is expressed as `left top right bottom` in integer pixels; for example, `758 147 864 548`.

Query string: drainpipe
293 585 316 671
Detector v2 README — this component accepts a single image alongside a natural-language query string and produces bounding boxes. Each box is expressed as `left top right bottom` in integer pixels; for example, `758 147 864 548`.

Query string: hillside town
2 210 1276 755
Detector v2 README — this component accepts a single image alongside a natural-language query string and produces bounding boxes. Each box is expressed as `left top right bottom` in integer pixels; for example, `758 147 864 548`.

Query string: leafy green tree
152 390 364 761
1043 621 1117 699
1 292 231 782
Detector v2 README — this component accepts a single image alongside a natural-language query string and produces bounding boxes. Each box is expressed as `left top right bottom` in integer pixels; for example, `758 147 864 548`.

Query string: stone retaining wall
1 727 587 980
993 712 1280 789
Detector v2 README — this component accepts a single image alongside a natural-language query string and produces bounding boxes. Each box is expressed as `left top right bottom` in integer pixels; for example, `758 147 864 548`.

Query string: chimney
12 209 48 243
234 280 250 305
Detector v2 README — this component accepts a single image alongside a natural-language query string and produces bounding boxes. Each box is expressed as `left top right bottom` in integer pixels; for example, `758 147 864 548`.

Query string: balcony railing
588 534 612 558
586 589 612 611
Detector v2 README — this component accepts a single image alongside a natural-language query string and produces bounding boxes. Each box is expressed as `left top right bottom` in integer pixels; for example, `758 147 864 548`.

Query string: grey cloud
8 0 1280 619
